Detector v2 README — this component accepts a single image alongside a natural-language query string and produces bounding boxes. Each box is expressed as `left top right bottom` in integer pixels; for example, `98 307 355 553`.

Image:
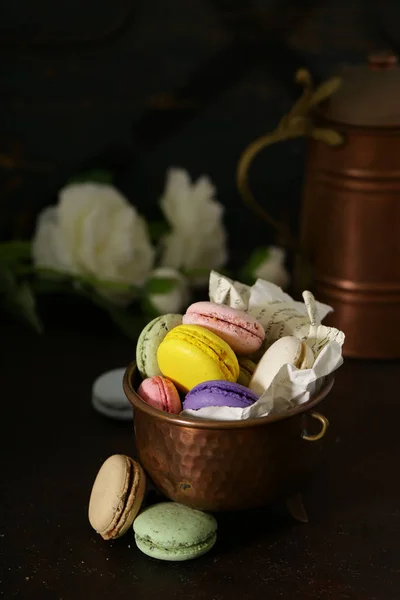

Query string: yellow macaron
157 324 239 392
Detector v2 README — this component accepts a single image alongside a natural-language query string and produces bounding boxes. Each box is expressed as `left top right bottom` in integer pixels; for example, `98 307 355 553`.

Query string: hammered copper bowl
123 362 334 512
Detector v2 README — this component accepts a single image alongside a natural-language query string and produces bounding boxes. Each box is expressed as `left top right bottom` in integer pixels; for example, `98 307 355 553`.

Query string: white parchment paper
181 271 345 421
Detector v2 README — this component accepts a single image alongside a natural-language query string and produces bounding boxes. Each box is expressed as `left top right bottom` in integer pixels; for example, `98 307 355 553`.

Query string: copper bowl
123 362 334 512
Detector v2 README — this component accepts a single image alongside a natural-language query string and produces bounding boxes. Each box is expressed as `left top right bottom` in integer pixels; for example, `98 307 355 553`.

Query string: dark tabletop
1 311 400 600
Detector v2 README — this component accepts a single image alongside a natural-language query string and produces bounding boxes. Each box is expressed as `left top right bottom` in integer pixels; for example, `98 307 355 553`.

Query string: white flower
147 267 190 314
159 168 228 286
252 246 290 290
32 183 155 303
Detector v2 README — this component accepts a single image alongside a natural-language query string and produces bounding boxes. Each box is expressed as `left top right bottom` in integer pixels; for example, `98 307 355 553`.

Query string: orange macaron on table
123 362 334 513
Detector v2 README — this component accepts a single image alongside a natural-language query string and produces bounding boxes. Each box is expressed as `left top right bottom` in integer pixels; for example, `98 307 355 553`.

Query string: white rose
147 267 190 314
252 246 290 290
159 168 228 285
32 183 155 303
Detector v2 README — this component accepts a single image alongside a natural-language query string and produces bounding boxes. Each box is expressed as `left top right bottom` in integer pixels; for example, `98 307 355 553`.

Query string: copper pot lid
321 51 400 127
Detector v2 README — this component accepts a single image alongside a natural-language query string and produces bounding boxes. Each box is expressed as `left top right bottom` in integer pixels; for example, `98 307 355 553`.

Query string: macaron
88 455 146 540
133 502 217 561
249 335 315 396
137 376 182 414
92 368 133 421
237 357 257 387
183 380 259 411
136 314 183 379
157 324 239 393
183 301 265 355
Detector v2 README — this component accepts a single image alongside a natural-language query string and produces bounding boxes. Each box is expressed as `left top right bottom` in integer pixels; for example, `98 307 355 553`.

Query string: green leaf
246 247 271 275
1 279 43 333
239 247 272 285
146 277 177 295
67 169 113 185
0 241 32 263
29 267 139 295
14 283 43 333
32 277 74 295
148 220 170 242
0 266 15 294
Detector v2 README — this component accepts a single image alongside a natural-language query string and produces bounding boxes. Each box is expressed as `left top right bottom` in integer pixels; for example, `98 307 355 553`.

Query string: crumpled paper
181 271 345 421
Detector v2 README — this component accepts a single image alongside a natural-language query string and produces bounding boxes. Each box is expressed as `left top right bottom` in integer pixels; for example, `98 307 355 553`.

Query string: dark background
2 0 400 261
3 5 400 598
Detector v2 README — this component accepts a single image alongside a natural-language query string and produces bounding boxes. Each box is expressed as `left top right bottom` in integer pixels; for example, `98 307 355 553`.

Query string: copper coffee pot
301 51 400 358
236 53 399 359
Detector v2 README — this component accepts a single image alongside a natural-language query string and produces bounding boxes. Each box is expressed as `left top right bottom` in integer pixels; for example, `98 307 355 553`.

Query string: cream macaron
249 335 314 396
88 454 146 540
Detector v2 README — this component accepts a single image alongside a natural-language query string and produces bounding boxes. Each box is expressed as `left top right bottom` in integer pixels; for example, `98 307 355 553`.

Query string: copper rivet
368 51 398 70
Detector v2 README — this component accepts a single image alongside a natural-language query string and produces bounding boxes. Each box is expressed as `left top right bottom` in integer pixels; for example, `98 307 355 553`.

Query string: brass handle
302 412 329 442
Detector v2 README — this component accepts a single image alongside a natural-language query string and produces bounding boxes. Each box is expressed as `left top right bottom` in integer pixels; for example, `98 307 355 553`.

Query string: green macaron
237 357 257 387
136 314 182 379
133 502 217 561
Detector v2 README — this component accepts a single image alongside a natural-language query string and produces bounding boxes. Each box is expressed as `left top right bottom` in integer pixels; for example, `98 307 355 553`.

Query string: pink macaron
137 376 182 414
182 301 265 355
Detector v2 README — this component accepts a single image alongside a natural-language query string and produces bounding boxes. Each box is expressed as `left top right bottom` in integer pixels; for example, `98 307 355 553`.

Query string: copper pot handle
236 70 342 256
302 411 329 442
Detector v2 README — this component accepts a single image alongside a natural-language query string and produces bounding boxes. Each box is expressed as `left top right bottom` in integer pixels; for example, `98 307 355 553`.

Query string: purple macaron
183 380 259 411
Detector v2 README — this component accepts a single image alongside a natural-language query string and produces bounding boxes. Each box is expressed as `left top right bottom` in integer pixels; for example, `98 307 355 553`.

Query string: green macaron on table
133 503 217 561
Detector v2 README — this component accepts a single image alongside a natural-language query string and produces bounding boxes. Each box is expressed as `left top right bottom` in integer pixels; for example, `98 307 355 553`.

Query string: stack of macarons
135 301 315 416
88 454 218 561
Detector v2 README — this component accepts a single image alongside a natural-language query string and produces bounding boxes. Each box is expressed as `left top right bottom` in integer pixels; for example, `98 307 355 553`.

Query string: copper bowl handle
302 411 329 442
